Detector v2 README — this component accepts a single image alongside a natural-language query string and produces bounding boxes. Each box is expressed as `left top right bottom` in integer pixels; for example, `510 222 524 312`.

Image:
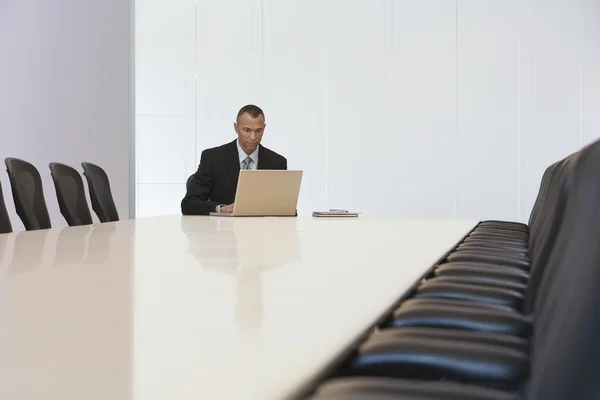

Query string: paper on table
312 210 360 217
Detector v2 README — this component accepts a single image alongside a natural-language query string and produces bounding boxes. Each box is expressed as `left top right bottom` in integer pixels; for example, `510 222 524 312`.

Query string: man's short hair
236 104 265 123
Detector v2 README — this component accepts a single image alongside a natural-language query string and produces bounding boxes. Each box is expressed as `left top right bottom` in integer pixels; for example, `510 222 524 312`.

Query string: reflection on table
182 217 302 333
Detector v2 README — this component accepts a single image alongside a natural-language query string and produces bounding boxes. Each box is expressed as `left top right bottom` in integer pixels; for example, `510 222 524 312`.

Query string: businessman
181 104 288 215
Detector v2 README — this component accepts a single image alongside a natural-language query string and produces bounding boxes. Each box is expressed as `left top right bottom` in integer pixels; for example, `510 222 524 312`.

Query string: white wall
136 0 600 221
0 1 134 230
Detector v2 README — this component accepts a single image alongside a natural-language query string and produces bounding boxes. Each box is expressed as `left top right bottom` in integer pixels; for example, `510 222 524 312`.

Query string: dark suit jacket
181 140 288 215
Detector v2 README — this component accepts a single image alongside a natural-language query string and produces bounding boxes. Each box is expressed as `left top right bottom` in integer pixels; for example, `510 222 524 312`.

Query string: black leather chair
49 162 93 226
482 160 558 233
447 161 570 268
461 161 559 248
5 157 51 230
385 154 575 323
0 180 12 234
81 162 119 222
309 139 600 400
186 174 194 191
432 157 571 280
298 152 581 392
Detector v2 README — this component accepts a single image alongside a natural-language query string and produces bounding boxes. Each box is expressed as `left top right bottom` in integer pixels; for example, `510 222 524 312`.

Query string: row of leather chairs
0 158 119 233
307 139 600 399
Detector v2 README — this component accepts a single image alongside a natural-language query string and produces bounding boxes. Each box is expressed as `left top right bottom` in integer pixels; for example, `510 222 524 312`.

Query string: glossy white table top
0 216 477 400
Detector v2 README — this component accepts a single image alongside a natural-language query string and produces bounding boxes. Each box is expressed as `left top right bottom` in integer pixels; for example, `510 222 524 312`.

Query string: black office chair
81 162 119 222
409 154 575 311
309 138 600 400
186 173 194 191
0 180 12 234
5 157 51 230
49 162 93 226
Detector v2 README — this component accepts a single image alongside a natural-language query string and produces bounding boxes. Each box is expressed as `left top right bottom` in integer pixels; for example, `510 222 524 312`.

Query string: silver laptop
210 170 303 217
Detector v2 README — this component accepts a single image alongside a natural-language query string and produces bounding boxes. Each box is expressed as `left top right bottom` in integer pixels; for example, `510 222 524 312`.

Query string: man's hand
220 203 235 213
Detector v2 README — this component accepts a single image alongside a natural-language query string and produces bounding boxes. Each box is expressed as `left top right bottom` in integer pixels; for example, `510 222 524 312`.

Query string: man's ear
234 122 238 131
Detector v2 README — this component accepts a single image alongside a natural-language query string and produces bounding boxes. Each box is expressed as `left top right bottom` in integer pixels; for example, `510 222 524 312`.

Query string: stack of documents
312 209 360 217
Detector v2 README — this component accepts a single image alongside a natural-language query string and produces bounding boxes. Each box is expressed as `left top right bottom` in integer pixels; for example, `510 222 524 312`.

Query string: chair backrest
186 174 194 191
521 154 577 313
5 157 51 230
81 162 119 223
0 180 12 234
525 138 600 400
49 162 93 226
528 160 560 227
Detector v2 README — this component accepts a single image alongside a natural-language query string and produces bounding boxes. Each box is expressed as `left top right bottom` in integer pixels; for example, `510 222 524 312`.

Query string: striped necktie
241 156 253 170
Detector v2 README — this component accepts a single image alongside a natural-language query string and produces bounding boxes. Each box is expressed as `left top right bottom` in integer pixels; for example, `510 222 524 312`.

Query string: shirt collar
236 139 259 165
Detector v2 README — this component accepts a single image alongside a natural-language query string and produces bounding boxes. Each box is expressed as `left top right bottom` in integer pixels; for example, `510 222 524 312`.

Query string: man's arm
181 151 221 215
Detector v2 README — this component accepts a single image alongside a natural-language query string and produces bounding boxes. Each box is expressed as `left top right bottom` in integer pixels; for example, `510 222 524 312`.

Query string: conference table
0 215 478 400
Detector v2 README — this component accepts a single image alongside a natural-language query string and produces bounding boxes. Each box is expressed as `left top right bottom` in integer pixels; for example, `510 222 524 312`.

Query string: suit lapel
257 145 269 170
225 140 241 189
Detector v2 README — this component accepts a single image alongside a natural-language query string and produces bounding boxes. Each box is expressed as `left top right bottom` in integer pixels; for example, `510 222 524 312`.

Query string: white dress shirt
216 140 259 212
236 139 259 170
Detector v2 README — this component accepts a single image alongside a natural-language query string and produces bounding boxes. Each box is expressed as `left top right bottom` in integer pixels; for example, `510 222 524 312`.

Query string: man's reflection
182 217 302 334
234 264 264 333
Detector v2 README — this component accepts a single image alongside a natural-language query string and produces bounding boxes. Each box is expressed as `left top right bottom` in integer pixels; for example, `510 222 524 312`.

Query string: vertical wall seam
454 0 459 217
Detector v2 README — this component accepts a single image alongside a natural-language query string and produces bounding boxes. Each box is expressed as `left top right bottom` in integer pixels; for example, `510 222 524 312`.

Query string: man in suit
181 104 288 215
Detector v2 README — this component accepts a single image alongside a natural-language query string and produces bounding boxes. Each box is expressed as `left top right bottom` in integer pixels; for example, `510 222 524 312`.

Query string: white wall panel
199 52 263 149
326 0 395 214
262 0 327 215
137 116 187 184
205 2 258 51
456 0 518 221
136 0 600 221
517 0 588 220
136 0 195 217
197 1 264 153
391 0 457 217
582 55 600 145
518 54 583 220
520 0 583 56
137 184 187 218
582 0 600 54
136 0 190 116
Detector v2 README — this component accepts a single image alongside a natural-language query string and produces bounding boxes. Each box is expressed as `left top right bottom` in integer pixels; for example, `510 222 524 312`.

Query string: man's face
234 113 265 155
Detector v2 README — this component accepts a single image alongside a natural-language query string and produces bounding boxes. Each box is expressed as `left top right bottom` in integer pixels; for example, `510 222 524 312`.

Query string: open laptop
210 170 303 217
